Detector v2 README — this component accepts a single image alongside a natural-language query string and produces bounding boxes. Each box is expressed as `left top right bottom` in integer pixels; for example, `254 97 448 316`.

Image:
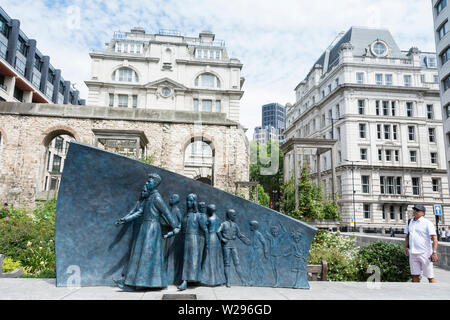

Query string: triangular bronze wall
55 142 317 289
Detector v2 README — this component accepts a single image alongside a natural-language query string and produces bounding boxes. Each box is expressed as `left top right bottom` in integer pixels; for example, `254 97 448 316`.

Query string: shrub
0 198 56 275
2 257 26 274
20 269 55 278
308 230 359 281
356 241 410 282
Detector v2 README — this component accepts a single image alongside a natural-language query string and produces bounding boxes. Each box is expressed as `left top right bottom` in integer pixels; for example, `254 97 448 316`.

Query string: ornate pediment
144 77 188 90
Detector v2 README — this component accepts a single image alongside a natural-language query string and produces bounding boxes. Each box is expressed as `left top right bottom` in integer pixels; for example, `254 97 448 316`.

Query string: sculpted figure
217 209 251 287
289 231 307 288
200 204 225 286
265 223 288 287
178 193 209 291
114 173 180 290
198 201 208 269
248 220 268 286
163 194 183 282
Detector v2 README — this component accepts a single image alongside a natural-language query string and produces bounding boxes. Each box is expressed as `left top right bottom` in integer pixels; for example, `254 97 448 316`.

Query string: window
132 95 137 108
118 94 128 107
410 150 417 162
404 75 412 87
337 127 341 141
390 206 395 220
377 124 382 139
429 128 436 142
335 78 339 86
196 73 220 88
427 105 434 119
336 104 340 118
359 123 366 138
378 149 382 161
361 176 370 193
420 74 425 83
375 74 383 85
15 56 26 75
382 206 386 220
399 206 404 221
431 152 437 164
118 68 133 82
385 74 392 86
385 149 392 161
193 99 199 112
16 37 27 56
50 177 58 191
358 100 365 114
384 125 391 139
406 102 413 117
441 46 450 65
438 20 449 40
202 100 212 112
391 101 396 116
393 125 398 140
356 73 364 84
412 177 420 195
434 75 439 83
215 100 221 112
363 204 370 219
328 84 332 93
432 178 441 192
446 104 450 118
360 148 367 160
0 15 8 38
437 0 447 15
109 94 114 107
382 101 389 116
380 176 402 195
52 155 62 173
408 126 415 141
55 137 63 152
394 150 399 162
375 101 380 115
443 74 450 91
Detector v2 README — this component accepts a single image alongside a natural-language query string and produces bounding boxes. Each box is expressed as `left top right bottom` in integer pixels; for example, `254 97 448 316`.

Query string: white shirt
446 229 450 237
404 216 436 255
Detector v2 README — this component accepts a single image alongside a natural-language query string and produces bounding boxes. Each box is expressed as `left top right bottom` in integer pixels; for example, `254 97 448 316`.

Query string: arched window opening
194 73 221 89
111 67 139 83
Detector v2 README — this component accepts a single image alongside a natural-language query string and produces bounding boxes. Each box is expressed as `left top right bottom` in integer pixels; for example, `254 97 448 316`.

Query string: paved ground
0 267 449 300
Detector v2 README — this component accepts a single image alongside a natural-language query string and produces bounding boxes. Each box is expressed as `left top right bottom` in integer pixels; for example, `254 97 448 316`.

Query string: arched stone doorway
183 136 215 186
37 129 77 200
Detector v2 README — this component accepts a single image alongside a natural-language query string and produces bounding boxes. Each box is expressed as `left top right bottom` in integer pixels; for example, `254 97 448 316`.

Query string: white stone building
285 26 449 233
85 28 244 122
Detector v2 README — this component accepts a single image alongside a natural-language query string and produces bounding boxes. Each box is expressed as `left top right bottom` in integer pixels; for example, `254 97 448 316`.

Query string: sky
1 0 438 140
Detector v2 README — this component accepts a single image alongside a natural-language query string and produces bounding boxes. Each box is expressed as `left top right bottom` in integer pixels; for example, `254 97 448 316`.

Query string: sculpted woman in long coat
114 173 180 290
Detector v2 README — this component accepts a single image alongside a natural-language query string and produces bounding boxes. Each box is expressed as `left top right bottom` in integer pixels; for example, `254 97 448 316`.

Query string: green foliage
356 241 410 282
250 140 283 209
20 269 56 278
308 230 359 281
2 257 26 274
140 153 155 165
280 166 340 221
0 199 56 275
249 184 270 207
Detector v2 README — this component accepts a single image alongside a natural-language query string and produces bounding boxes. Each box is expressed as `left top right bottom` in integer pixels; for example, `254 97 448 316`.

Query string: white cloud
1 0 437 139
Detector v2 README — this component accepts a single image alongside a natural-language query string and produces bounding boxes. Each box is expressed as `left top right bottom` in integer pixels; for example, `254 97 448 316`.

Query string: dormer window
195 73 221 88
371 41 389 57
112 67 139 83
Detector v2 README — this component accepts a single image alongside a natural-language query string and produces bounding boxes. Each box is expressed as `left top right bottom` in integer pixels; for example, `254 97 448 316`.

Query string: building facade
285 26 449 232
0 6 84 105
253 102 286 144
85 28 244 122
432 0 450 196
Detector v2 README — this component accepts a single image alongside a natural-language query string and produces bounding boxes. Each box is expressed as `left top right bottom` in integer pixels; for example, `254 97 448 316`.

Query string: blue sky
1 0 438 139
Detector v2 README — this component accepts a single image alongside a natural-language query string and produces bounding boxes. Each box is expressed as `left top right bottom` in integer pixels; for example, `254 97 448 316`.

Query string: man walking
404 205 438 283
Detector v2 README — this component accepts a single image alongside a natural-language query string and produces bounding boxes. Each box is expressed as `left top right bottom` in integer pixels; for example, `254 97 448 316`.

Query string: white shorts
409 253 435 279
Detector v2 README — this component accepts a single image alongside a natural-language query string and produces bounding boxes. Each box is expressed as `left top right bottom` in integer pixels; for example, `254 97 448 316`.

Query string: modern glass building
262 102 286 130
0 6 84 105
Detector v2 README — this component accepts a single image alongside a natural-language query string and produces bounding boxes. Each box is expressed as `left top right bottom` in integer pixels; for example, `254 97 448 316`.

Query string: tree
280 165 339 221
249 184 270 208
249 140 284 210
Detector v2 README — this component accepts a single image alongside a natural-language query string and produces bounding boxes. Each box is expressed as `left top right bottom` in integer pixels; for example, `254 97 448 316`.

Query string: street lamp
343 159 360 233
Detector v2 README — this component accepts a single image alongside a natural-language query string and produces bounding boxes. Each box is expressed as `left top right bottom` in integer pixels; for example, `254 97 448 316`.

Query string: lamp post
344 159 358 232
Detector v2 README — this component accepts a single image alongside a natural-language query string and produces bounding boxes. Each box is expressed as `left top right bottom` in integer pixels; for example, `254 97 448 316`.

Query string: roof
313 26 405 71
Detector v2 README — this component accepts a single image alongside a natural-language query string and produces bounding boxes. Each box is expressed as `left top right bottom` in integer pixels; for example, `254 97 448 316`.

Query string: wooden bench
307 260 328 281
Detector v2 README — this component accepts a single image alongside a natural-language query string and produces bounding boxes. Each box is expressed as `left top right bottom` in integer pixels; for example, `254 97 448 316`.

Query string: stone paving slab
1 267 449 300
